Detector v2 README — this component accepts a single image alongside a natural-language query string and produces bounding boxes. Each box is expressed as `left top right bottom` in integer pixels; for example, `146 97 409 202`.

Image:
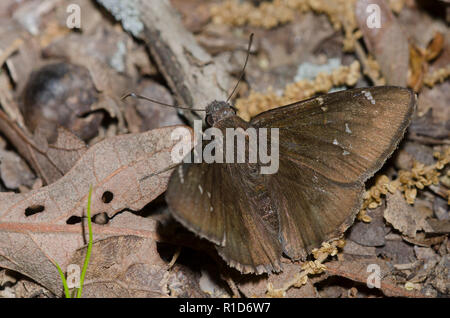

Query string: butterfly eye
206 114 214 126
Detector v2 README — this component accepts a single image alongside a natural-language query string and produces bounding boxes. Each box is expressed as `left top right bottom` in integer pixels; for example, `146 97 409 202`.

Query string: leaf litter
0 0 448 298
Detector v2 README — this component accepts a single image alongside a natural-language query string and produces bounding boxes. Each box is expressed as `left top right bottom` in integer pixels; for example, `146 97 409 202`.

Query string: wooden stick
97 0 233 124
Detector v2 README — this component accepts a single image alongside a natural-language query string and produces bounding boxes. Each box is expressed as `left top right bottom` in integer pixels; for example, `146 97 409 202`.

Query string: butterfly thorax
205 100 236 127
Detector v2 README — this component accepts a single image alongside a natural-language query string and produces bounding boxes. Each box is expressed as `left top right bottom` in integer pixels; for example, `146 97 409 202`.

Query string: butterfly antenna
121 93 206 111
226 33 254 103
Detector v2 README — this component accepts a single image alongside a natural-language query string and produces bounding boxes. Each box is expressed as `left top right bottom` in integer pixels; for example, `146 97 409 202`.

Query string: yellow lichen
423 65 450 87
211 0 359 51
364 55 385 85
356 209 372 223
361 147 450 213
388 0 406 14
236 60 361 121
265 239 345 297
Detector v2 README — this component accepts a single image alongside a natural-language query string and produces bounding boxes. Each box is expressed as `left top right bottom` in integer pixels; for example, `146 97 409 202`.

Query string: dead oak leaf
0 126 193 295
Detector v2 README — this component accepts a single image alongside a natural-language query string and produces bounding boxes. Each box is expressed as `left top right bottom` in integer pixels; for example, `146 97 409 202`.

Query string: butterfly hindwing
264 157 364 259
252 86 415 259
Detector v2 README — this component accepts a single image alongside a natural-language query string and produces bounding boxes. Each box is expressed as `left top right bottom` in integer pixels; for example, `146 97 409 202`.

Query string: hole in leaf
25 205 45 216
92 212 109 225
102 191 114 203
66 215 82 224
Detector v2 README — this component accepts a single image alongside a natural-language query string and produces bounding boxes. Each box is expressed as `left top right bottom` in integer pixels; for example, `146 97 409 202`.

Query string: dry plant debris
211 0 359 51
0 127 192 295
236 60 361 120
360 147 450 220
266 240 344 297
424 64 450 87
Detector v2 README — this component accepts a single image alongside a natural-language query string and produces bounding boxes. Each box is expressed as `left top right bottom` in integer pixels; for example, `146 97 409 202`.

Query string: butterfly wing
251 86 415 259
166 143 283 274
264 157 364 259
252 86 415 184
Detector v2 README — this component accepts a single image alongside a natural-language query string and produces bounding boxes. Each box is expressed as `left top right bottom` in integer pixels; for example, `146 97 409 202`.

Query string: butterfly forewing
166 121 283 273
166 161 226 246
251 86 415 184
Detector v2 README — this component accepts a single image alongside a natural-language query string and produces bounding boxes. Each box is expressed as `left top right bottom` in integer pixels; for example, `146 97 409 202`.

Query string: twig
97 0 234 124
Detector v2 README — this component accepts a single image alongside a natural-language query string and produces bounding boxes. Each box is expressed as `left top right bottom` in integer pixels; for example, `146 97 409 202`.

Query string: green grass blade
55 262 71 298
76 185 94 298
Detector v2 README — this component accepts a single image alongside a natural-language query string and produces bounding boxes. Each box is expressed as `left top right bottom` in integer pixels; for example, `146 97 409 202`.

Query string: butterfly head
205 100 236 127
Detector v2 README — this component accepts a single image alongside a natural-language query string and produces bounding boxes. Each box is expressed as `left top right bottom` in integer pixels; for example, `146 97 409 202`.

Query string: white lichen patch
97 0 143 37
343 150 350 156
198 184 203 195
333 138 339 145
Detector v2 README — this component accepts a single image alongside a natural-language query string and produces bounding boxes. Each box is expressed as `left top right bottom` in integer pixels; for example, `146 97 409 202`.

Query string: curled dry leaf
0 126 193 295
384 191 433 238
0 110 87 185
355 0 409 86
408 32 444 92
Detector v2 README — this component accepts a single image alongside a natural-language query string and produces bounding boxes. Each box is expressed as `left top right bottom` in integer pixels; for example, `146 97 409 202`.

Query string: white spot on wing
333 139 339 145
207 191 211 198
198 184 203 195
343 150 350 156
345 123 352 134
178 166 184 184
363 90 376 104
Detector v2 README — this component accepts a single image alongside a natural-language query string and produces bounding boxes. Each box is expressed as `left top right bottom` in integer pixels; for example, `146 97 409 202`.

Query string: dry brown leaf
0 126 193 295
321 255 425 297
408 44 428 92
348 204 388 247
0 110 87 185
384 191 433 238
426 219 450 235
236 262 318 298
355 0 409 86
0 146 35 190
407 32 445 92
70 236 206 298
